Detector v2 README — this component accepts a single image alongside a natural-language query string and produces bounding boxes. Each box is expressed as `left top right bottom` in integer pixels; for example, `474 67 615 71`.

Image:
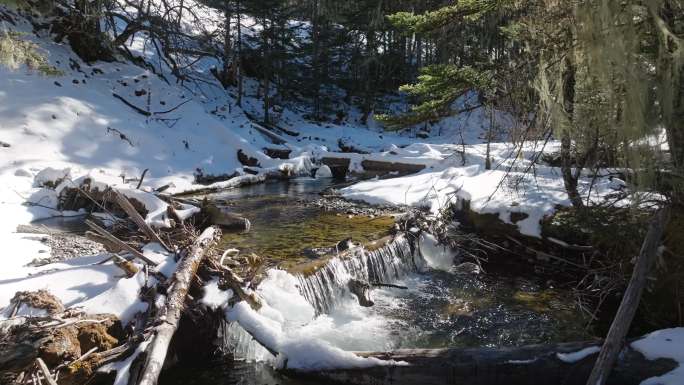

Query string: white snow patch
631 328 684 385
556 346 600 363
202 279 233 310
100 340 150 385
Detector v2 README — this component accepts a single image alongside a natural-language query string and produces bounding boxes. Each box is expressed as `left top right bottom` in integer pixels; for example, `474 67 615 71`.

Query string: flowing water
160 177 590 384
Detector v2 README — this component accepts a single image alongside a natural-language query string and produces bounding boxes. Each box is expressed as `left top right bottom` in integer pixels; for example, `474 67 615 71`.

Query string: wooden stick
85 220 158 266
585 208 669 385
135 227 218 385
113 192 172 252
34 358 57 385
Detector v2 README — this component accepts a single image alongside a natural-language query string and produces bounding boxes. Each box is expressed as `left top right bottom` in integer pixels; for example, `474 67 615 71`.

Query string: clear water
162 179 590 384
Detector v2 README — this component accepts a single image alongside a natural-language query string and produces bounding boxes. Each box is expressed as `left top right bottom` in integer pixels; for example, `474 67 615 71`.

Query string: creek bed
161 177 591 384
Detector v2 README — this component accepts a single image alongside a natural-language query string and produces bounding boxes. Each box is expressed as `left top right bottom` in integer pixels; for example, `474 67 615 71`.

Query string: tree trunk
560 55 583 208
585 208 669 385
236 0 243 107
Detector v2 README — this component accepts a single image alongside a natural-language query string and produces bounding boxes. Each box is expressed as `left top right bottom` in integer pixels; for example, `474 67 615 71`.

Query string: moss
220 198 395 263
0 31 63 76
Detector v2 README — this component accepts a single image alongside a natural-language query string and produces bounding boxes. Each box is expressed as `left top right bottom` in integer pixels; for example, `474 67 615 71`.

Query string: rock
14 169 31 177
348 279 374 307
335 237 354 251
453 262 482 275
33 167 71 188
237 149 260 167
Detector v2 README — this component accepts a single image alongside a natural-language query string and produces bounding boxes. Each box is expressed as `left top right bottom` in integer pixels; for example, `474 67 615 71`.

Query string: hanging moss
0 31 62 75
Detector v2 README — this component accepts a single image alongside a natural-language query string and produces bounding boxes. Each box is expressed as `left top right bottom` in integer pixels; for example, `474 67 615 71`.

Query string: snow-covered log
134 226 220 385
299 341 677 385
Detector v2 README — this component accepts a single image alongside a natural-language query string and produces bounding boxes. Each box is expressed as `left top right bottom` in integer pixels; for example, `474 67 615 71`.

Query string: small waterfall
297 234 424 314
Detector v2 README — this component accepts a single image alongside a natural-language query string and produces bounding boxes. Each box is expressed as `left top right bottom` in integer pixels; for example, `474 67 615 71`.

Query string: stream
159 177 590 385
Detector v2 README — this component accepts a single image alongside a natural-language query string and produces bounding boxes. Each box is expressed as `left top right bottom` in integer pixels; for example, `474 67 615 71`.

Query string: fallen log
135 226 220 385
360 159 425 174
297 341 677 385
113 192 172 252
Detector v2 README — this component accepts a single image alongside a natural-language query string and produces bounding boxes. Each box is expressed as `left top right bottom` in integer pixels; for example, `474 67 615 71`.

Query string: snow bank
342 142 625 238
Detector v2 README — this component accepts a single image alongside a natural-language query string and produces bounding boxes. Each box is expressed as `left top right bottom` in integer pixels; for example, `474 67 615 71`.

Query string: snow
100 340 151 385
202 279 234 310
225 269 406 371
0 253 148 325
631 328 684 385
341 141 627 238
556 346 600 363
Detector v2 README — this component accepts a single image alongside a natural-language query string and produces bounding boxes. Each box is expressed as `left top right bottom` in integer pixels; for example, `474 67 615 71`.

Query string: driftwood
135 226 219 385
85 220 158 266
296 341 677 385
35 358 58 385
586 208 669 385
113 191 172 252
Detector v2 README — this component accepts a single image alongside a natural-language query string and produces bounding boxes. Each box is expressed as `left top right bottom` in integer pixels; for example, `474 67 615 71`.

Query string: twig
136 169 149 189
113 93 152 116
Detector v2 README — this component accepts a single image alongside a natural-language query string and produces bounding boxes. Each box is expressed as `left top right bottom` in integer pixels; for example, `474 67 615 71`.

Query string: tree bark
134 227 219 385
560 54 584 209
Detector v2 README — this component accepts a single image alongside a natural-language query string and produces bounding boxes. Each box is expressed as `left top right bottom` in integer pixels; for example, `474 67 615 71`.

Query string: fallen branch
113 191 172 252
85 220 158 266
112 93 151 116
135 226 219 385
299 340 676 385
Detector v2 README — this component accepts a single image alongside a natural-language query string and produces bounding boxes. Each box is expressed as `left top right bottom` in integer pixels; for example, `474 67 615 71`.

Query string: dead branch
113 192 172 252
85 220 158 266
